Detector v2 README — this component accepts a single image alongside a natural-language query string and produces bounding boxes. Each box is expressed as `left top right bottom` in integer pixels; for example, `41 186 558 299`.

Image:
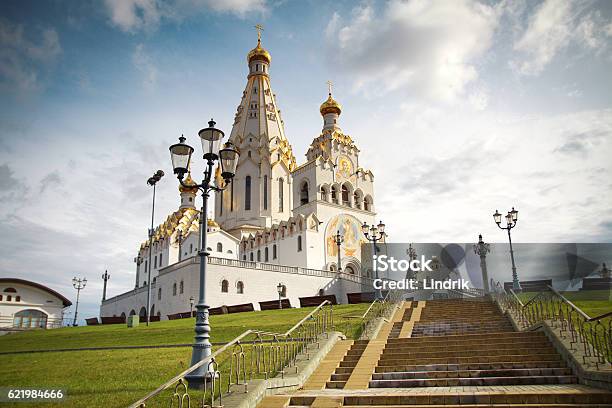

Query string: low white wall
100 256 369 319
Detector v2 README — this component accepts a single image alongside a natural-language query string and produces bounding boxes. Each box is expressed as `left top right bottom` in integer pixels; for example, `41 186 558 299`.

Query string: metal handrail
130 300 333 408
490 279 611 368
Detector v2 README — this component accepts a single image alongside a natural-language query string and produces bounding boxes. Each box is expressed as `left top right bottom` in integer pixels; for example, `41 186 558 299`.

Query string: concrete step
372 367 573 380
379 346 557 360
369 353 563 367
369 375 579 387
385 331 545 344
374 360 568 373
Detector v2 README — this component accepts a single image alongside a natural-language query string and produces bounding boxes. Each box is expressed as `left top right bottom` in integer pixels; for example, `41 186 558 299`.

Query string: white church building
100 34 380 320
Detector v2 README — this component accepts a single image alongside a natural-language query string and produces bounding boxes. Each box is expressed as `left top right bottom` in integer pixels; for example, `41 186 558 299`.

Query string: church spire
320 81 342 131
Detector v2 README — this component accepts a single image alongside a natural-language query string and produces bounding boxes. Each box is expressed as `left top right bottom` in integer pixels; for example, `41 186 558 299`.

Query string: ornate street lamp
333 230 344 272
493 207 521 291
146 170 164 326
169 119 239 387
101 270 110 301
189 295 195 317
473 234 491 293
362 220 386 300
72 277 87 326
277 282 284 310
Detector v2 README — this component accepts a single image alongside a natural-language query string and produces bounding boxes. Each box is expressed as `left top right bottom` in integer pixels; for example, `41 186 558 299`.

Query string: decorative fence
490 279 611 369
129 300 334 408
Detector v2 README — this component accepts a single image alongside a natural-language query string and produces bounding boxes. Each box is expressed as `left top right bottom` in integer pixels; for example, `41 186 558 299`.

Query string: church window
217 242 223 252
243 254 246 260
354 191 362 209
227 250 232 254
278 178 284 212
221 280 229 293
245 176 251 210
248 151 251 158
190 243 193 253
321 186 328 202
256 64 259 71
189 197 193 202
257 250 261 262
331 185 339 204
297 235 302 252
159 253 162 266
263 175 268 210
300 181 309 205
4 288 16 293
237 281 244 294
15 295 20 302
158 288 162 300
273 244 277 259
154 256 157 269
207 247 212 251
342 184 350 206
173 283 177 296
364 196 373 212
179 281 184 294
249 253 254 261
0 295 2 301
7 295 12 301
144 261 148 273
265 247 269 262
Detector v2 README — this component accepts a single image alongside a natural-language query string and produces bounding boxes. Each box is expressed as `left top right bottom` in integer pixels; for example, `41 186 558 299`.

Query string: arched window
13 309 47 329
263 175 268 210
179 280 184 294
342 184 350 206
331 185 339 204
159 253 162 266
257 249 261 262
173 283 177 296
250 253 254 261
158 287 162 300
300 182 309 205
273 244 277 259
245 176 251 210
329 264 337 272
297 235 302 252
354 190 362 210
129 309 136 316
364 195 373 212
278 178 284 212
345 265 356 275
321 186 328 202
265 247 269 262
217 242 223 252
237 281 244 294
3 288 17 293
139 307 147 317
16 296 20 302
221 279 229 293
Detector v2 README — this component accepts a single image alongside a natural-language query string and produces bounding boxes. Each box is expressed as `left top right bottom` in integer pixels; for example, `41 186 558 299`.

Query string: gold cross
255 24 264 42
326 80 333 95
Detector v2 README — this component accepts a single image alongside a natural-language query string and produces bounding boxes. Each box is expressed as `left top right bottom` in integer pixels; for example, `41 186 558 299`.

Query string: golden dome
179 172 198 193
320 93 342 116
207 218 219 228
247 39 271 64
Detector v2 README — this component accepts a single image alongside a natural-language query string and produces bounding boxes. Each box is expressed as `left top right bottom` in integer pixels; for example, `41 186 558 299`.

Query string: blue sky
1 0 611 322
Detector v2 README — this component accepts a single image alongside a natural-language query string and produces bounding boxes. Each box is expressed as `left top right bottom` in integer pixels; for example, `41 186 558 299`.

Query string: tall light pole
277 282 284 309
493 207 520 291
146 170 164 326
362 220 386 300
72 277 87 326
134 255 143 288
101 270 110 301
169 119 239 387
189 296 195 317
176 230 185 262
473 234 491 293
333 230 344 272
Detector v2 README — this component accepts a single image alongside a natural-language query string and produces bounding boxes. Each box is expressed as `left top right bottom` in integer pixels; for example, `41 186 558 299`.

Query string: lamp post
493 207 521 291
72 277 87 326
101 270 110 301
406 243 417 280
473 234 491 293
169 119 239 387
146 170 164 326
362 220 386 300
277 283 284 309
333 230 344 272
189 296 195 317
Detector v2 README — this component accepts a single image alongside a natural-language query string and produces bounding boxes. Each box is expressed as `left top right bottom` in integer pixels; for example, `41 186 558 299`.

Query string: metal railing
490 279 611 368
341 290 405 340
130 300 334 408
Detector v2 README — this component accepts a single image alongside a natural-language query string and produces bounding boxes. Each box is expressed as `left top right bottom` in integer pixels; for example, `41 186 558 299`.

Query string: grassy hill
0 304 369 408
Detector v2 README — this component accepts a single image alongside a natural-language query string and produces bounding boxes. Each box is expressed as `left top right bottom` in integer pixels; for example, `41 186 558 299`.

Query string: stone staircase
258 297 612 407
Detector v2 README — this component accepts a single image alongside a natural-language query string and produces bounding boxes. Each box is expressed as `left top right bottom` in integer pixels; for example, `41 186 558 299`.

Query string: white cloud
103 0 267 33
325 0 498 102
0 19 61 91
132 43 158 90
512 0 612 75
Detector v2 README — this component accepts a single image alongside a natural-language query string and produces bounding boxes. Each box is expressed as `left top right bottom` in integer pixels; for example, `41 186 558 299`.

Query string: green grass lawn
516 290 612 319
0 304 369 408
